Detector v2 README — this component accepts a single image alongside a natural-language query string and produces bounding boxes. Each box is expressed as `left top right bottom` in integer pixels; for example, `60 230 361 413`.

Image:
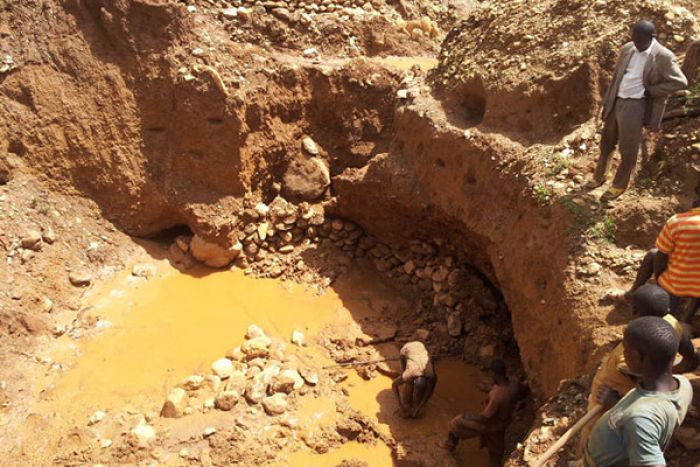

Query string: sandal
585 178 606 189
601 186 626 201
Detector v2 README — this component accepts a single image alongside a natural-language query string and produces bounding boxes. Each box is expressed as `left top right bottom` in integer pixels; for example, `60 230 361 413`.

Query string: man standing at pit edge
587 20 687 201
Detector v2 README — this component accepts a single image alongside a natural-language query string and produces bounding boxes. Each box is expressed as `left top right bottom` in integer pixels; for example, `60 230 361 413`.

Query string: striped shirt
656 208 700 298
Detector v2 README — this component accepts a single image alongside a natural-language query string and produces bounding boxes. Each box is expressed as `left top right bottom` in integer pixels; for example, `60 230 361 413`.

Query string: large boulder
189 235 242 268
282 157 330 202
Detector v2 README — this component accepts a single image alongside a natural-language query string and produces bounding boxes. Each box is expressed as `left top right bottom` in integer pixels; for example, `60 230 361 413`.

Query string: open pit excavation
2 0 700 466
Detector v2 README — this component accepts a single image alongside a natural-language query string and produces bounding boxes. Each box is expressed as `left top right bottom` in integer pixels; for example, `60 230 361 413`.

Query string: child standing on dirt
584 316 693 466
392 341 437 418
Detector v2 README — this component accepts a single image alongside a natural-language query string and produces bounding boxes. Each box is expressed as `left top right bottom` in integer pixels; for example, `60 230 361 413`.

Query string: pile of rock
13 226 57 265
160 325 320 419
354 237 499 338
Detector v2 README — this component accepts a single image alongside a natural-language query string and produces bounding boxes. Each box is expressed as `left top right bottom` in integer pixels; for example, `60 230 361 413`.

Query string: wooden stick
533 404 604 467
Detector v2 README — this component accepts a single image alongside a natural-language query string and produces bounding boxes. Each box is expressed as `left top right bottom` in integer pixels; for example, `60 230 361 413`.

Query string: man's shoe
585 178 606 189
601 186 626 201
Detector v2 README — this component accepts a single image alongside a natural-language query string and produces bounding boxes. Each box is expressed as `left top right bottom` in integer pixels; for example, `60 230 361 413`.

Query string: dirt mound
431 0 698 141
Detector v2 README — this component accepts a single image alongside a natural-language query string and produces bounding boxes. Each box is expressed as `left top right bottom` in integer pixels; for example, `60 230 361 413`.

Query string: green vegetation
559 196 616 243
587 215 617 243
548 152 571 176
533 183 551 202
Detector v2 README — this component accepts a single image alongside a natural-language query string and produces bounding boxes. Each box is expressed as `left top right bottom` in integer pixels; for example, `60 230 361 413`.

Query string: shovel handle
533 404 604 467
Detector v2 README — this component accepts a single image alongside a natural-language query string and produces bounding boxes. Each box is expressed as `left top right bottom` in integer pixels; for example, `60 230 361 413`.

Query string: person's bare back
485 377 523 427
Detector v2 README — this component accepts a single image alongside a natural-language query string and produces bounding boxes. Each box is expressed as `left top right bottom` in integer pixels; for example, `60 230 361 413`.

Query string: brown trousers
594 97 647 190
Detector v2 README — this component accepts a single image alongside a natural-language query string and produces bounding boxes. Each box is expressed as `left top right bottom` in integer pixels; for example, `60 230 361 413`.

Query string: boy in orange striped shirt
609 199 700 321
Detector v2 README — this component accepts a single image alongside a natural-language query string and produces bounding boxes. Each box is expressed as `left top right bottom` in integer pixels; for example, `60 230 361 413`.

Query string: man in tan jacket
588 20 687 201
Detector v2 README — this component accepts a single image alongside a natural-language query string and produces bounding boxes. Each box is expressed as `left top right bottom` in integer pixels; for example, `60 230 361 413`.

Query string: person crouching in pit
392 341 437 418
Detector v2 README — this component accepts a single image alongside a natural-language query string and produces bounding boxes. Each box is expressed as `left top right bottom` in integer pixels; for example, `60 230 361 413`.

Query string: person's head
630 284 670 317
623 316 679 376
490 358 507 381
631 20 656 52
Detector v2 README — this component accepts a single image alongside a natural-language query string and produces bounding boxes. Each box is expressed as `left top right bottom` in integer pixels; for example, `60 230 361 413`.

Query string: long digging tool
322 354 454 370
533 404 604 467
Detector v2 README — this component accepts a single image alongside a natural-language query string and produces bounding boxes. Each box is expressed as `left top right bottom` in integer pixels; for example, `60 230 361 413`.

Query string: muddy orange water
37 255 488 466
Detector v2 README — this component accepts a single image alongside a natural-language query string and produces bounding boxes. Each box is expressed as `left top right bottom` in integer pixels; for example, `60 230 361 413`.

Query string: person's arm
596 385 622 410
624 414 668 467
654 218 676 279
646 53 688 98
673 335 700 374
653 251 669 280
392 376 405 411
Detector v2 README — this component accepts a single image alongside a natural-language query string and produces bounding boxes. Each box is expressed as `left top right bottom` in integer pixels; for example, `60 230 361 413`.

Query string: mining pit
2 0 700 466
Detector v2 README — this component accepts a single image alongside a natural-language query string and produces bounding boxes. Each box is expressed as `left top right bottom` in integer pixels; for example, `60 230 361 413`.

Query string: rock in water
132 263 156 279
262 393 288 415
282 157 330 202
291 330 305 346
190 235 242 268
161 387 189 418
211 358 234 379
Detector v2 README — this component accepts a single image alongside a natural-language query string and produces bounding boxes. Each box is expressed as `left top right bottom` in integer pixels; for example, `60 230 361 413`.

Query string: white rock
246 324 266 340
180 375 204 391
100 438 112 449
130 423 156 447
255 202 270 217
302 47 318 58
190 235 241 268
131 263 157 279
241 336 272 357
273 369 305 393
396 89 408 99
262 393 288 415
160 387 189 418
88 410 106 426
203 375 222 393
222 7 238 18
212 358 235 379
245 379 267 404
226 347 244 361
291 330 305 346
299 367 319 386
203 427 217 437
302 136 320 155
